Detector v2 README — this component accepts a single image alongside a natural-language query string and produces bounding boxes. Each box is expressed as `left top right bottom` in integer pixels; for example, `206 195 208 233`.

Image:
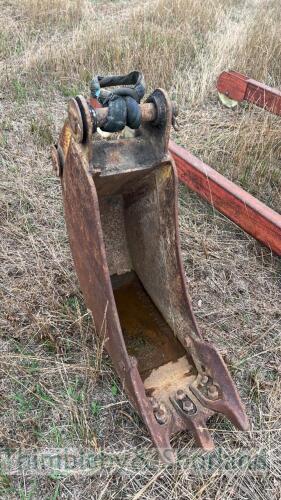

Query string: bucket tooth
53 76 249 462
189 338 249 432
185 417 215 451
170 393 214 450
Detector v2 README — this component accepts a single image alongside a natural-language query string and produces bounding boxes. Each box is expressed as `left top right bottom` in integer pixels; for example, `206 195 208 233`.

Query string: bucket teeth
189 418 215 451
188 338 249 432
170 393 214 450
159 447 177 465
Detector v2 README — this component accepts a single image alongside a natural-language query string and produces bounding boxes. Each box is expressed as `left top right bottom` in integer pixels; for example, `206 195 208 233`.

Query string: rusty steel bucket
52 82 249 463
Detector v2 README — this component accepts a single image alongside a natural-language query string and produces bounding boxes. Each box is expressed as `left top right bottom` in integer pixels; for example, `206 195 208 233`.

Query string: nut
176 389 186 401
198 374 209 388
182 398 195 413
154 404 168 425
175 390 196 414
208 384 219 400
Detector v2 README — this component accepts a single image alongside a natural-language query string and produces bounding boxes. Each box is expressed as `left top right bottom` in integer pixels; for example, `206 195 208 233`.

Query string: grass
0 0 280 498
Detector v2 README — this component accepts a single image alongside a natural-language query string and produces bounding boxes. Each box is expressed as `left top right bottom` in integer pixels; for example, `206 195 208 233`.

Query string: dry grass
0 0 280 498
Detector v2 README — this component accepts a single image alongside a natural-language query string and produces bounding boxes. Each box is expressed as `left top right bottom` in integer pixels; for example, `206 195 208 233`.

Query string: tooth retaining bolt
208 384 219 400
176 389 186 401
182 399 195 413
198 375 209 388
154 404 168 425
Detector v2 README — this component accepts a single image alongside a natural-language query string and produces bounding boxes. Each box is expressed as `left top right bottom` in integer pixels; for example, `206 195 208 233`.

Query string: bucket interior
111 271 186 380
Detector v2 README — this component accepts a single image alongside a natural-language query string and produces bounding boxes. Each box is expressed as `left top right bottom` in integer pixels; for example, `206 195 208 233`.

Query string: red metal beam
169 140 281 256
217 70 281 116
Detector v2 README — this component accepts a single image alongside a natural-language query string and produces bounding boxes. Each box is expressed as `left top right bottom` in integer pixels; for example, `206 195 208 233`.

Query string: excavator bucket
52 74 249 463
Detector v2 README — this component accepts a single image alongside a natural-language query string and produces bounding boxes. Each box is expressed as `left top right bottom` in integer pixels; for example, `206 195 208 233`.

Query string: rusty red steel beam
169 140 281 256
217 70 281 116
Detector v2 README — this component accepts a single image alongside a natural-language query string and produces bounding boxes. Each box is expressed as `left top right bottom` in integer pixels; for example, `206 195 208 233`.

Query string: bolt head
176 389 186 401
182 399 195 413
198 374 209 387
208 384 219 400
154 404 168 425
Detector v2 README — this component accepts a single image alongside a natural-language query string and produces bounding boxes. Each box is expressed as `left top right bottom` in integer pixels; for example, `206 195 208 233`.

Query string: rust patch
113 272 186 379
